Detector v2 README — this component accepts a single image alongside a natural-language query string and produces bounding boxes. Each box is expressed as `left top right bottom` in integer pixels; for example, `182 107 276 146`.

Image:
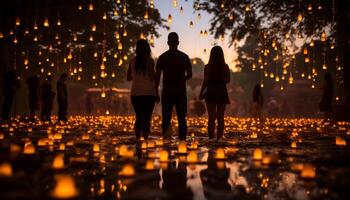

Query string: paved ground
0 116 349 200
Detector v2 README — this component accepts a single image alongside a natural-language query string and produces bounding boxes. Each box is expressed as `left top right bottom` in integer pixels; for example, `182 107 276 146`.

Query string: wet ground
0 116 350 200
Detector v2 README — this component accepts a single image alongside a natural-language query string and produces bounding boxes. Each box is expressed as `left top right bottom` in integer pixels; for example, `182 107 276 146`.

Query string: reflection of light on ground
226 162 249 190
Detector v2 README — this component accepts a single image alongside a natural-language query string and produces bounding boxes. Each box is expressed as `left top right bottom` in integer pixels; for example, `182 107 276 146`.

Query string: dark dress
204 64 230 104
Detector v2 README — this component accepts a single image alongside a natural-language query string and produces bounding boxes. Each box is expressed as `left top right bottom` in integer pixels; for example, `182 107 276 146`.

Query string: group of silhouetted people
127 32 336 140
0 72 68 122
127 32 230 140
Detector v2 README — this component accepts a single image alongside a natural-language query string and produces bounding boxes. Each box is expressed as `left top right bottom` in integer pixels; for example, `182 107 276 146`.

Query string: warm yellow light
335 136 346 146
215 148 226 159
187 151 198 163
253 148 263 160
159 150 169 162
44 17 49 27
178 142 187 153
52 155 64 169
168 14 172 24
0 162 12 176
51 175 79 198
119 164 135 176
300 164 316 179
89 3 94 11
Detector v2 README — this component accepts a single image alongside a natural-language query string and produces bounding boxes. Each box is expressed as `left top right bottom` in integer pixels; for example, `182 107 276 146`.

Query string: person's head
60 73 68 82
208 46 226 66
135 39 151 73
167 32 179 49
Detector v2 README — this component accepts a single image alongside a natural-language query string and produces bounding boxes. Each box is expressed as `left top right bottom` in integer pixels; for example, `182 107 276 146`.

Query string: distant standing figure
40 75 55 122
26 75 40 121
1 70 20 120
252 84 264 119
57 73 68 121
199 46 230 140
127 39 157 140
86 93 93 115
155 32 192 140
319 73 333 120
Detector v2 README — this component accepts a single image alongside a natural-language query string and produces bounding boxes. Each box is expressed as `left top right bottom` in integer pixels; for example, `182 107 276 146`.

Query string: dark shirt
156 49 192 92
40 81 54 105
56 80 67 102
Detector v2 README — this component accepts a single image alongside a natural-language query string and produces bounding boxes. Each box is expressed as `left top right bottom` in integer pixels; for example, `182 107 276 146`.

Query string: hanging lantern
114 10 118 16
57 19 61 26
168 14 173 23
303 48 308 55
89 3 94 11
321 31 326 42
197 13 201 20
189 21 194 27
307 3 312 11
91 24 96 32
123 28 128 36
245 4 251 12
322 64 327 70
305 57 310 63
103 13 107 20
0 32 3 39
100 63 105 70
118 42 123 50
180 6 184 13
15 17 21 26
150 35 155 45
78 4 82 10
89 35 94 41
140 32 145 39
44 17 49 27
34 21 38 30
310 40 314 47
123 4 127 14
144 10 149 20
297 13 303 22
173 0 178 7
288 74 294 84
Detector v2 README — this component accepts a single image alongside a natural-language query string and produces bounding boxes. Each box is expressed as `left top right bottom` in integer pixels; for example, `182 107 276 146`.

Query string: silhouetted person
127 39 157 140
199 46 230 140
319 73 333 121
26 75 40 121
252 84 263 120
1 70 20 120
85 93 93 115
200 151 231 199
162 160 193 200
40 75 55 122
155 32 192 140
57 73 68 121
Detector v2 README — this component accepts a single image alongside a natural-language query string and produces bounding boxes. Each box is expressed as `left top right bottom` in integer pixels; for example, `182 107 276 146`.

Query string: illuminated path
0 116 349 199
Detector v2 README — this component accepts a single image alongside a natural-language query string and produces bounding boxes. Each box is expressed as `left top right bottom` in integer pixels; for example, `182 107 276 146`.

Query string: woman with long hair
127 39 157 140
199 46 230 140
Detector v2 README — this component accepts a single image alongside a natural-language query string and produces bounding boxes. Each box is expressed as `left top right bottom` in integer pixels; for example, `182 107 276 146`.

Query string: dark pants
41 101 52 122
58 99 68 121
131 95 155 139
206 102 226 139
1 92 14 120
162 90 187 140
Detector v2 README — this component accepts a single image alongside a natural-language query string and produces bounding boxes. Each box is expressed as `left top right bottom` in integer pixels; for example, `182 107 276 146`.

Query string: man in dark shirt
57 73 68 122
155 32 192 140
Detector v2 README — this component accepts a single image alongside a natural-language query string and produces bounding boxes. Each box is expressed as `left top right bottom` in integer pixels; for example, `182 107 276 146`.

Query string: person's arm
148 58 155 80
58 83 65 99
127 61 132 81
185 56 192 80
199 67 208 100
225 64 231 83
154 58 162 102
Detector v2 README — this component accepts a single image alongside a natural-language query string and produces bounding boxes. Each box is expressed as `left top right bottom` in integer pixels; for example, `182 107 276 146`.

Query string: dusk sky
152 0 240 72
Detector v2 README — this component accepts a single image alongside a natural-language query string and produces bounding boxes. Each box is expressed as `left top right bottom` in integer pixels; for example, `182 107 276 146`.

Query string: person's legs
1 93 14 120
58 100 68 121
142 96 156 139
205 101 216 139
162 94 174 138
131 96 142 139
175 95 188 140
216 104 226 139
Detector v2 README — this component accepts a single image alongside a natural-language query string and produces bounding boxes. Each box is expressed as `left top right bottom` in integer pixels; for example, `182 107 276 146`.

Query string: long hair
135 39 151 74
207 46 226 82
